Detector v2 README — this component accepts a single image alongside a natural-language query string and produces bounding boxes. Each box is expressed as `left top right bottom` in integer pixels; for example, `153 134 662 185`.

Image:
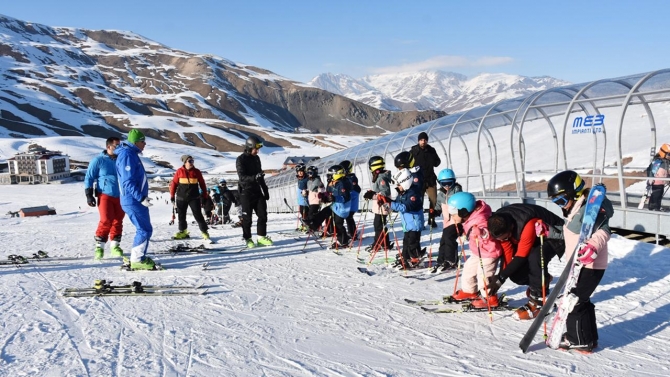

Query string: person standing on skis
215 179 238 224
237 135 273 248
340 160 361 240
486 203 565 319
306 166 325 224
295 164 309 231
115 129 155 270
363 156 393 252
170 155 210 241
432 168 464 272
308 165 352 249
444 192 503 310
377 168 424 269
547 170 613 353
85 136 125 260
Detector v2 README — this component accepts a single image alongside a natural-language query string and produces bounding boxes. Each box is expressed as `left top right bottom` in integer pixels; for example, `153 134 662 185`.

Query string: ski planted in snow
519 184 607 353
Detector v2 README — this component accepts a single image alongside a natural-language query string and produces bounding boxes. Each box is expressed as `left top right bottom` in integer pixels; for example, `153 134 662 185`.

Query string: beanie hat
127 129 145 143
418 132 429 141
181 155 193 164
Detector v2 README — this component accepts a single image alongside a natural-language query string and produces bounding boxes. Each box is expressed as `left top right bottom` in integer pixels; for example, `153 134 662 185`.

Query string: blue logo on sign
572 114 604 134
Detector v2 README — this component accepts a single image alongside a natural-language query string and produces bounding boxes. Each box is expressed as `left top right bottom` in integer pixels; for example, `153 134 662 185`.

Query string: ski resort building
265 69 670 241
4 147 71 184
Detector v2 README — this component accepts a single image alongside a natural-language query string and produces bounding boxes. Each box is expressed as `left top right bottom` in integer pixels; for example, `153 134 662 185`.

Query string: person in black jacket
410 132 441 228
236 135 272 248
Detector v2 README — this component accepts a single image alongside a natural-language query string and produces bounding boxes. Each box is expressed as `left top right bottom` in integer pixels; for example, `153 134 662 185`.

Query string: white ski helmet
393 168 413 191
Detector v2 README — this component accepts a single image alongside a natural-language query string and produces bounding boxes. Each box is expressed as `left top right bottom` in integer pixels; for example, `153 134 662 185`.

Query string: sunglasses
551 193 570 208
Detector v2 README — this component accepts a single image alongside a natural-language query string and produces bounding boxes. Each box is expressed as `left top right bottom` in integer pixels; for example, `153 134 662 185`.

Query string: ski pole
169 203 176 226
282 198 324 250
383 205 407 272
536 221 548 339
428 211 434 268
475 238 493 323
453 227 464 295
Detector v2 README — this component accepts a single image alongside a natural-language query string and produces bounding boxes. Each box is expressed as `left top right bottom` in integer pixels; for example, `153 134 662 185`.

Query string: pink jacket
562 196 609 270
461 200 503 259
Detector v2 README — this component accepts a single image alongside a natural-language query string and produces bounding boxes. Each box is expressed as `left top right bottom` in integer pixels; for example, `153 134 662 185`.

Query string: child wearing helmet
394 151 424 192
646 143 670 211
377 168 425 268
340 160 362 240
309 165 353 248
444 192 503 309
363 156 394 252
295 164 309 231
432 168 464 272
546 170 613 353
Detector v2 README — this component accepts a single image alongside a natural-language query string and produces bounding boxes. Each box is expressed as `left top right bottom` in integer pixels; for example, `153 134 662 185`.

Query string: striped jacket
169 166 208 202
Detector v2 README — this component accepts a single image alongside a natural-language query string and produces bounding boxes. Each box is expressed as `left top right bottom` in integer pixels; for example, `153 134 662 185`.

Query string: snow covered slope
0 182 669 375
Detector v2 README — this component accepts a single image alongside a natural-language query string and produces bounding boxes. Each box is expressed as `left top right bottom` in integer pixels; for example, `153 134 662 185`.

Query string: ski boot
202 232 211 241
245 238 256 249
449 290 480 303
129 256 157 271
514 294 543 320
109 240 124 257
257 235 274 247
173 230 190 240
94 246 104 260
558 334 596 354
470 294 500 309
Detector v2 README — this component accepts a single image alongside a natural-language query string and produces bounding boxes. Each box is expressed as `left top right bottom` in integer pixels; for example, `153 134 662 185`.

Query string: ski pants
177 197 208 233
312 207 348 244
299 205 309 222
346 210 356 237
240 192 268 240
122 202 152 263
308 204 320 223
565 268 605 345
373 213 390 249
461 256 499 296
648 184 666 210
401 230 421 261
506 239 562 295
95 194 125 242
437 223 463 266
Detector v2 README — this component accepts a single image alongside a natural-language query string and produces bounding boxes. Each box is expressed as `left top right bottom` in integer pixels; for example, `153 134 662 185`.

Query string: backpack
647 158 664 184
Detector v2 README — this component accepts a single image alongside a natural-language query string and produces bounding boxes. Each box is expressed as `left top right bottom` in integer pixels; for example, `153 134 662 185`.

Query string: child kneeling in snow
447 192 503 309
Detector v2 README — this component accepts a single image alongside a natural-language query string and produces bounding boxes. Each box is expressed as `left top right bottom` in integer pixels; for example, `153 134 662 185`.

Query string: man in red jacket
170 155 210 241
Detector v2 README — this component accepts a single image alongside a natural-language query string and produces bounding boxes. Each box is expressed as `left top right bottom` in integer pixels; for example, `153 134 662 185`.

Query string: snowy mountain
0 14 445 153
309 70 571 112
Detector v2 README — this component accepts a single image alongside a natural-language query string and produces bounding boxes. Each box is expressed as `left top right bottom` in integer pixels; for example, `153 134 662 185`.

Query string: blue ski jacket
347 173 361 212
390 185 424 232
328 178 352 218
84 150 120 197
114 141 149 207
297 177 309 206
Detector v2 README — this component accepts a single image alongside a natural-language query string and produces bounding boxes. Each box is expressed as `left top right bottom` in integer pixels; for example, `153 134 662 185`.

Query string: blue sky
2 1 668 84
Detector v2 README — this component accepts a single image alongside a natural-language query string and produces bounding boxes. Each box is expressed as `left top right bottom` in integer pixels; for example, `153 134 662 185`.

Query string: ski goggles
253 142 264 149
551 193 570 208
439 179 455 188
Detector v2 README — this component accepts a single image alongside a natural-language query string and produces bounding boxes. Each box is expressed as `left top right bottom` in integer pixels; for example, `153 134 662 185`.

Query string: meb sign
571 114 604 134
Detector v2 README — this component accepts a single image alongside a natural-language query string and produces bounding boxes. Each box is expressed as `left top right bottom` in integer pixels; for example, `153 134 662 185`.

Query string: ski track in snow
1 183 670 376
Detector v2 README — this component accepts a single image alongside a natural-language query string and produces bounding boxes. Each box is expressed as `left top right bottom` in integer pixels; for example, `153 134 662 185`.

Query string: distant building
4 146 71 184
282 156 319 170
19 205 57 217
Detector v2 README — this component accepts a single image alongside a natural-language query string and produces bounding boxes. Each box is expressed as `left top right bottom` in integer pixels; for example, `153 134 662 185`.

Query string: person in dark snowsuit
236 135 272 248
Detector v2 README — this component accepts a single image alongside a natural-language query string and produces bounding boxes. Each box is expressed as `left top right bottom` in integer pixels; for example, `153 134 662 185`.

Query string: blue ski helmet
447 192 476 217
437 169 456 187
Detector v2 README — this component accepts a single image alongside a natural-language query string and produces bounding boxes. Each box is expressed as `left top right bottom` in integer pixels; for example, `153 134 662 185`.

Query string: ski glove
318 192 333 203
377 195 391 206
141 197 153 207
577 243 598 265
301 189 308 197
85 188 96 207
255 172 265 182
264 191 270 201
534 220 549 238
363 190 375 200
487 275 505 295
170 197 175 204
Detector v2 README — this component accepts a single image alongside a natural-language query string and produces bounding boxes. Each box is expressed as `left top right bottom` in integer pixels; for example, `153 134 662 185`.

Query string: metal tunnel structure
265 69 670 240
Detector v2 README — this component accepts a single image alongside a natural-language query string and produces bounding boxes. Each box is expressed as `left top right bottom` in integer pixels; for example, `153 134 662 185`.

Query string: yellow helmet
327 165 346 181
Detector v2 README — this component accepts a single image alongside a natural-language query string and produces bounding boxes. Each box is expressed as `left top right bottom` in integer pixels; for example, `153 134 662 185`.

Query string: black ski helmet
368 156 385 172
327 165 345 182
547 170 585 200
339 160 353 174
295 163 306 173
307 166 318 178
394 151 415 169
245 135 264 150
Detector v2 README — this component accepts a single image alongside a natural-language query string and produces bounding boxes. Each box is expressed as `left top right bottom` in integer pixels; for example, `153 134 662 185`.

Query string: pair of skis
0 251 86 267
519 184 606 353
403 294 515 314
59 280 207 297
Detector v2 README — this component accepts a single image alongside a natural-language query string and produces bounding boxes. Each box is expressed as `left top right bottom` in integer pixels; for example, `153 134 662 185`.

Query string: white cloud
370 55 514 74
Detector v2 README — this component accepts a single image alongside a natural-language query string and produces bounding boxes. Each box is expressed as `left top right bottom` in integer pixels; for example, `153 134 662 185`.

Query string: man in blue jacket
85 137 125 259
115 129 155 270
